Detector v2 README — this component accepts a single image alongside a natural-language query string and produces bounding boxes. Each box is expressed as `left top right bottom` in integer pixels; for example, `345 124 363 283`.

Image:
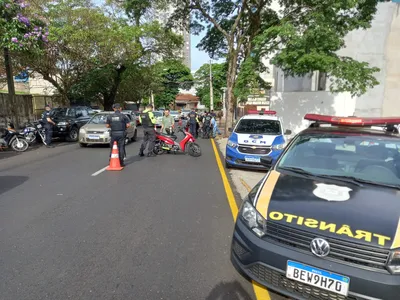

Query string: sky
190 33 209 72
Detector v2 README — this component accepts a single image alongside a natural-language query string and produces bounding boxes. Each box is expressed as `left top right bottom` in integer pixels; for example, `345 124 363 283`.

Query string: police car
225 110 292 169
231 114 400 300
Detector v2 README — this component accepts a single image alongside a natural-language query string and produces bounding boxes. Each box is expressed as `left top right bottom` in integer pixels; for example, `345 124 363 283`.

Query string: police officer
188 108 199 138
106 103 130 167
42 104 56 148
203 112 213 139
139 104 157 157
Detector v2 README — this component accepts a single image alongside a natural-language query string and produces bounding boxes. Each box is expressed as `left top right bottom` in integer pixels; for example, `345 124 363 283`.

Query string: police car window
277 134 400 187
235 119 281 135
89 114 108 124
153 112 162 117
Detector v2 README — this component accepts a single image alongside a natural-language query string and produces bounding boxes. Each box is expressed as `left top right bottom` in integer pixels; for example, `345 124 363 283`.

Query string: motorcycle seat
160 133 177 140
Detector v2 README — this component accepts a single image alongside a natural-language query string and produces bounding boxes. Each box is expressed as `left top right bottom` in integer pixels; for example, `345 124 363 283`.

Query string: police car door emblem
313 183 352 202
310 238 330 257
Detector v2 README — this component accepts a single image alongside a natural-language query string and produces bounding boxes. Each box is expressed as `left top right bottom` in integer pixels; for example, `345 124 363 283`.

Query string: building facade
257 1 400 134
153 6 191 69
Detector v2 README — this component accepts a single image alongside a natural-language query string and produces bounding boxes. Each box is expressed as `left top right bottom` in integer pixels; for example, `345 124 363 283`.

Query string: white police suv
225 110 292 169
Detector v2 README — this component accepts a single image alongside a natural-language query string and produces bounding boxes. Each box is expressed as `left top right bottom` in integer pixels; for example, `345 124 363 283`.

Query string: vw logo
310 238 330 258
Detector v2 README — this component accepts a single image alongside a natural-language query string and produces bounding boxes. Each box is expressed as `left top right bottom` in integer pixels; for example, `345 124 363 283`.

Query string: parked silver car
78 112 137 147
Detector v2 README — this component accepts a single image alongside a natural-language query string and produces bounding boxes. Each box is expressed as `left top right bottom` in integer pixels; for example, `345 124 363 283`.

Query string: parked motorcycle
153 126 201 157
0 123 29 152
22 122 46 145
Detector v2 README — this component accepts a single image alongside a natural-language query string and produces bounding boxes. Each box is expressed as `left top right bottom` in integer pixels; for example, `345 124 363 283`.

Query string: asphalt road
0 130 259 300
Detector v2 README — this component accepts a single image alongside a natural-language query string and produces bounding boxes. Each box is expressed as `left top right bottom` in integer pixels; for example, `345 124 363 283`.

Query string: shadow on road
0 176 29 196
206 281 253 300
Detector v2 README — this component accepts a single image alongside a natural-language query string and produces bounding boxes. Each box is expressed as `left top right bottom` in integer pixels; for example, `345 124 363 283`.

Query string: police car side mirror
228 128 233 132
284 129 292 135
260 156 273 167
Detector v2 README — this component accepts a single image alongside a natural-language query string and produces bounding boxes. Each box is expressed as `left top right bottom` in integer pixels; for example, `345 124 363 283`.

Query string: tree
1 0 47 125
154 59 193 109
194 62 227 109
165 0 380 131
17 0 183 109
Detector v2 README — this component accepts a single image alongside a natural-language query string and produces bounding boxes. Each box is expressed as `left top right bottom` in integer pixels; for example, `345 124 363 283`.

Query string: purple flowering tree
1 0 48 125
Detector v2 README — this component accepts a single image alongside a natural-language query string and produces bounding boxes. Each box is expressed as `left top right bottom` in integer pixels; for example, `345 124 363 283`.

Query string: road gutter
210 138 271 300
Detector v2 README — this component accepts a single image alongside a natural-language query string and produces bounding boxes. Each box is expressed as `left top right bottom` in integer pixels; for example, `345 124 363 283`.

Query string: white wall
338 2 396 117
382 4 400 116
29 73 56 95
270 91 356 134
265 2 399 119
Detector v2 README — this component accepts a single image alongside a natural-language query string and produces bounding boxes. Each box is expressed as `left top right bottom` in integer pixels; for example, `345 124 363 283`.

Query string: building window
318 72 327 91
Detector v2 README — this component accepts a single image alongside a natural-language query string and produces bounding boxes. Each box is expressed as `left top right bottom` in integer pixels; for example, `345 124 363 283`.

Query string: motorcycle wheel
153 146 165 155
11 138 29 152
187 142 201 157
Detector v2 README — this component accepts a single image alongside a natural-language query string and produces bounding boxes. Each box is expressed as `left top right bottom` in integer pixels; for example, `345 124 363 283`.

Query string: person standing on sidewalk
42 104 56 148
106 103 130 167
139 104 157 157
211 116 222 137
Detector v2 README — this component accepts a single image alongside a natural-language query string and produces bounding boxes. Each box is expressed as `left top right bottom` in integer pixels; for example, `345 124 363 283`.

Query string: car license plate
244 156 260 163
88 135 100 140
286 261 350 296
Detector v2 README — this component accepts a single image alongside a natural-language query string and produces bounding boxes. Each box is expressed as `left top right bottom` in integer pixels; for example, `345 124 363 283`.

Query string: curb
239 178 252 192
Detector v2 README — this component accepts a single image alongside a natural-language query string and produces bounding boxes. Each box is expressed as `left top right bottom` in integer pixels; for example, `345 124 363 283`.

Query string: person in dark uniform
202 112 213 139
106 103 130 166
188 108 199 138
42 104 56 148
139 104 157 157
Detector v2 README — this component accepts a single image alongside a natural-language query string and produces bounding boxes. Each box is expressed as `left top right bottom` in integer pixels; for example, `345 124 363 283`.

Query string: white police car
225 110 292 169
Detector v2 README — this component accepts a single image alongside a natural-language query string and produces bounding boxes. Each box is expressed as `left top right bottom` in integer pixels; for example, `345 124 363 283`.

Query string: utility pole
150 90 154 107
209 59 214 111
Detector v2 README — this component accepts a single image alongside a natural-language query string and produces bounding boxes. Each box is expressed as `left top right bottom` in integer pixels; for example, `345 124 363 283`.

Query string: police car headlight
227 140 237 148
387 250 400 274
272 143 286 150
240 200 266 238
79 128 86 133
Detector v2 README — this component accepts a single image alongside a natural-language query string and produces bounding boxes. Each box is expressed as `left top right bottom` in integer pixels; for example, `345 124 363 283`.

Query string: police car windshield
277 133 400 187
235 119 281 135
88 114 108 124
153 111 163 117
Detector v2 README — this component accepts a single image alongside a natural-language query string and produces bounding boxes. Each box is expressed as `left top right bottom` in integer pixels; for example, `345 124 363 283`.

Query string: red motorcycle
154 127 201 157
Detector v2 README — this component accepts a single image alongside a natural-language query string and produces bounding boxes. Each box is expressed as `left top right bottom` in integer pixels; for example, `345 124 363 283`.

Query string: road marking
210 139 271 300
91 166 108 176
239 178 252 192
210 138 238 221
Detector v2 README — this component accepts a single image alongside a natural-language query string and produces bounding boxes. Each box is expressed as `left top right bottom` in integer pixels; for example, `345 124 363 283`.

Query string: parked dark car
48 106 92 142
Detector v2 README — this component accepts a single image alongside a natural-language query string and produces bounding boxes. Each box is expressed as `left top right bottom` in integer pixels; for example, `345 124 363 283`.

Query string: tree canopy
194 62 227 109
163 0 381 129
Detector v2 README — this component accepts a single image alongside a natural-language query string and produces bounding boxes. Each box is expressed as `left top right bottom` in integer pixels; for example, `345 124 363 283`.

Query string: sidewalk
215 137 264 198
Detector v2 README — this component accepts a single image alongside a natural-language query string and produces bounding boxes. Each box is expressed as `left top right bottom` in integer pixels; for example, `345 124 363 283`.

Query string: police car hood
236 134 278 146
260 171 400 249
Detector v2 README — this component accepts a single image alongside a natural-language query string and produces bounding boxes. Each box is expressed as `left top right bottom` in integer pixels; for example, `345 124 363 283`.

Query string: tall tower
153 6 191 69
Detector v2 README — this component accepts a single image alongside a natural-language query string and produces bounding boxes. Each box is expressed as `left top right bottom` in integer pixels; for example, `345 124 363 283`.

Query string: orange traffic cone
107 141 124 171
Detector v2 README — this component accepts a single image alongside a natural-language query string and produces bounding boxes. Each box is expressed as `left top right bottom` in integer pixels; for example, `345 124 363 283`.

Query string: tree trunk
3 47 19 128
103 65 127 110
224 48 239 136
